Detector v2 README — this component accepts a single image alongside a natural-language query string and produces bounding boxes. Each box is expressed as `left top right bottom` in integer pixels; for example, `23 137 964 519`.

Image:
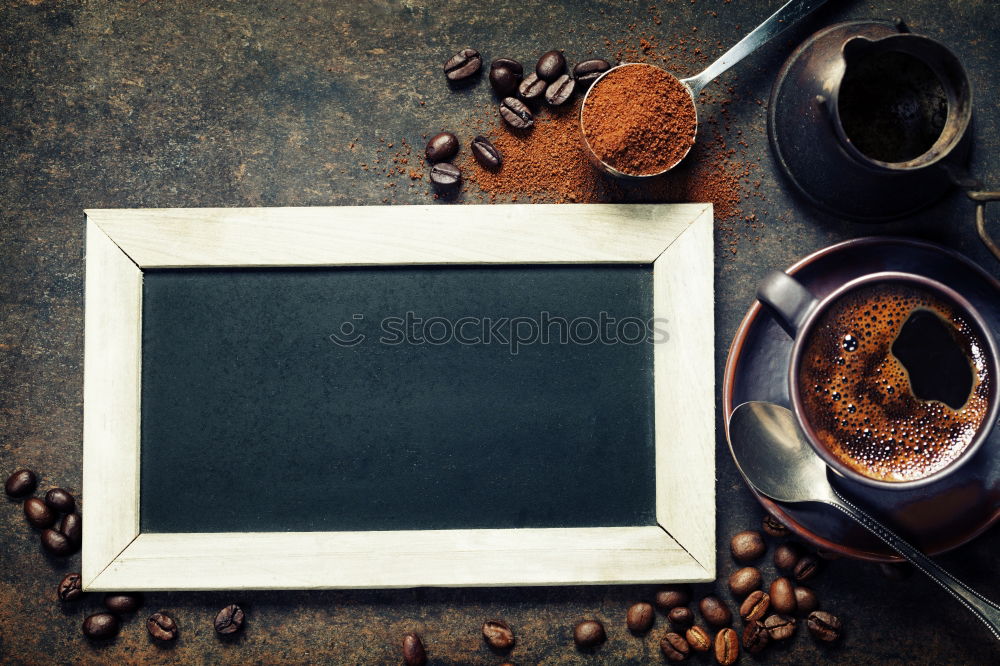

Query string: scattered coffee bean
482 619 515 650
499 97 533 129
739 590 770 622
762 513 791 537
82 612 120 640
764 614 797 641
626 602 655 633
654 585 691 611
544 74 575 106
44 487 76 514
535 50 566 81
5 469 37 498
660 632 690 662
58 572 83 601
517 72 546 100
730 530 766 561
572 59 611 87
147 612 178 641
41 528 75 556
728 566 761 597
214 604 245 635
444 48 482 83
742 621 770 654
773 542 802 570
489 58 523 96
60 512 82 544
104 592 143 614
877 561 913 581
425 132 459 162
698 595 731 627
471 135 502 170
685 625 711 652
714 627 739 665
429 162 462 187
794 586 819 616
24 497 56 528
794 554 822 582
668 606 694 628
769 577 796 615
573 620 606 648
402 632 427 666
806 610 842 642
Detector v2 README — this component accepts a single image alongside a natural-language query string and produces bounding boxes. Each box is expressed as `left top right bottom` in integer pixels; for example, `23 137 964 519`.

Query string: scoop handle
683 0 830 95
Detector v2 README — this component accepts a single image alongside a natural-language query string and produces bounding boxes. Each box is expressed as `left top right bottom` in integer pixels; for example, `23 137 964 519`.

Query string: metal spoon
580 0 830 179
728 400 1000 640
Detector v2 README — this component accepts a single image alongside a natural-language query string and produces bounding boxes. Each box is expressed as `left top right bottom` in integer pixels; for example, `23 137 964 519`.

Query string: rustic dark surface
1 0 998 664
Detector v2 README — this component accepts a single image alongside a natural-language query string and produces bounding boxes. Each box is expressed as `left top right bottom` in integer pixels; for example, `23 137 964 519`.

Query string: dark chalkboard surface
139 265 656 533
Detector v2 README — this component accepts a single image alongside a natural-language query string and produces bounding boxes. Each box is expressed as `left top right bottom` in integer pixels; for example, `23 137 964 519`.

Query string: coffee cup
757 269 998 489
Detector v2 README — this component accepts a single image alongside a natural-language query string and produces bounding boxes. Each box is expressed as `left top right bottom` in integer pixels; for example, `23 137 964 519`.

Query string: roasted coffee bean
773 542 802 570
794 554 822 582
517 72 546 101
794 586 819 615
769 577 796 615
105 592 142 614
878 561 913 581
41 528 75 556
730 530 766 561
660 632 690 661
739 590 770 622
654 585 691 611
742 621 770 654
482 619 515 650
764 614 797 641
489 58 523 96
425 132 459 162
214 604 245 634
147 612 178 641
499 97 533 129
573 620 606 648
471 135 502 170
728 566 761 597
572 59 611 86
24 497 57 528
5 469 37 498
762 513 791 537
626 602 655 633
443 48 482 83
429 162 462 187
60 512 82 544
45 487 76 514
714 627 739 665
668 606 694 628
58 573 83 601
544 74 575 106
699 595 731 627
807 610 842 642
83 612 120 640
685 625 711 652
535 49 566 81
402 632 427 666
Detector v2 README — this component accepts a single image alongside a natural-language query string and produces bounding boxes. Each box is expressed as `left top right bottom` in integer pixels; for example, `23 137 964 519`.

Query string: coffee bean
147 612 178 641
762 513 791 537
489 58 523 96
83 612 120 640
429 162 462 187
499 97 533 129
626 602 655 633
24 497 56 528
104 592 143 614
544 74 575 106
214 604 245 635
773 542 802 570
45 487 76 514
794 554 822 582
730 530 766 561
794 586 819 615
573 620 606 648
714 627 739 665
535 50 566 81
572 59 611 87
443 48 482 83
5 469 37 498
806 610 842 642
728 566 761 597
739 590 770 622
742 621 770 654
685 625 711 652
877 561 913 581
668 606 694 628
698 596 731 627
60 512 82 544
654 585 691 611
58 573 83 601
660 632 690 661
482 619 515 650
471 135 502 170
425 132 459 163
764 614 797 641
769 577 796 615
41 528 75 556
402 632 427 666
517 72 546 101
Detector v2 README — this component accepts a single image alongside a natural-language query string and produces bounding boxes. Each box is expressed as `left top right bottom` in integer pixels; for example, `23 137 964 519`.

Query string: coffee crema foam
797 283 992 482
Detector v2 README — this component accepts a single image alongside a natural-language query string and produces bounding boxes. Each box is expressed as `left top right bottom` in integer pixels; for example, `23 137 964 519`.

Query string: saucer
724 237 1000 561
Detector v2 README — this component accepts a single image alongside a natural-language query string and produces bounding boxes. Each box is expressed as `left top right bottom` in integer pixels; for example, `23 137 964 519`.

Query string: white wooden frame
82 204 715 590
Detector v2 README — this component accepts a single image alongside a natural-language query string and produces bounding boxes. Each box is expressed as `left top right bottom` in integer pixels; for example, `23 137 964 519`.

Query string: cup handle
756 270 819 337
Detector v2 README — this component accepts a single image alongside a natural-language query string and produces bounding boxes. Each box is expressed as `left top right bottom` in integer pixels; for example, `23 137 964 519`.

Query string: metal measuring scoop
580 0 830 179
728 401 1000 640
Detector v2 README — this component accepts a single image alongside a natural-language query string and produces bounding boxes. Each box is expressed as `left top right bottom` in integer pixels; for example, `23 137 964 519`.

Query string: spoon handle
827 486 1000 641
